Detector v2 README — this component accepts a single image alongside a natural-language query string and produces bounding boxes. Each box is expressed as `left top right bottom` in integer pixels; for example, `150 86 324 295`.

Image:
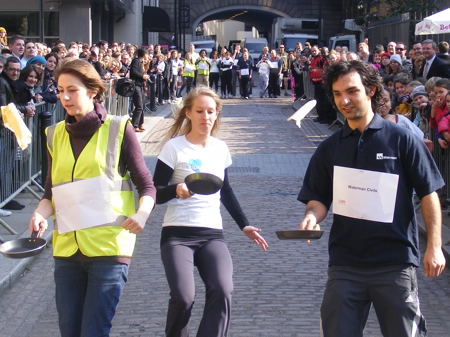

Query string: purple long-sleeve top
43 103 156 202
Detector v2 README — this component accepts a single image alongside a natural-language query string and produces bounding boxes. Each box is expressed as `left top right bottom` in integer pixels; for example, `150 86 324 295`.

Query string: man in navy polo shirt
298 60 446 337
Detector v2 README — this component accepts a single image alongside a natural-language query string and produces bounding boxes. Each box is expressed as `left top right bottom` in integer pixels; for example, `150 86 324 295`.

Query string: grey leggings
161 238 233 337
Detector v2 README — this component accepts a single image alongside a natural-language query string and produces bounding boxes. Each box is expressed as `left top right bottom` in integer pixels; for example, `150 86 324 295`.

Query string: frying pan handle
31 229 42 239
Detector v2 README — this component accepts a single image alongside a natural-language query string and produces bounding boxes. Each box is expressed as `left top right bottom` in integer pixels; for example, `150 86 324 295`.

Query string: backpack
115 78 135 97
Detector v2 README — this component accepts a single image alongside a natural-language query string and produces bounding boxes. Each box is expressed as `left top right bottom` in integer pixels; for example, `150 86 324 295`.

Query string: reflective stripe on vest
45 115 136 257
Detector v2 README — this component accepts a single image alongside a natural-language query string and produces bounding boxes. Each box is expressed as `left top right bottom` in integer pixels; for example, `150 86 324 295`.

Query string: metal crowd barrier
0 103 55 234
0 79 130 234
425 125 450 201
104 78 132 117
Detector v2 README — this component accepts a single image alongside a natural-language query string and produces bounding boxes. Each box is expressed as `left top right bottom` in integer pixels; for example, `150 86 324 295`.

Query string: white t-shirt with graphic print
158 135 232 229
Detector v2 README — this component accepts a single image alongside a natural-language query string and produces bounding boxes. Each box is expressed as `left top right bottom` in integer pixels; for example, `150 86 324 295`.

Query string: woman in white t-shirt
219 50 234 99
209 50 220 92
153 87 268 337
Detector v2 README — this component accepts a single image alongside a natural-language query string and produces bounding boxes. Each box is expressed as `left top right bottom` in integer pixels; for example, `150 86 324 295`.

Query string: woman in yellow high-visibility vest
179 51 195 96
195 49 211 87
28 59 156 337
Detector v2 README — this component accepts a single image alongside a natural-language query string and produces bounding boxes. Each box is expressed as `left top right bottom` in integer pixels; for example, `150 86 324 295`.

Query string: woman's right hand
28 199 53 236
29 211 48 236
243 226 269 251
176 183 193 200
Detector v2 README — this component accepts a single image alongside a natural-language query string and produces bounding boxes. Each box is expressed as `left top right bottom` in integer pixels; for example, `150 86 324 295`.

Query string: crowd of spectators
0 24 450 213
286 39 450 126
290 37 450 206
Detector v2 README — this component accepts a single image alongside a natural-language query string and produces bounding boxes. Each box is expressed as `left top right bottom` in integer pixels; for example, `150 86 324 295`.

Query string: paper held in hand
0 103 32 150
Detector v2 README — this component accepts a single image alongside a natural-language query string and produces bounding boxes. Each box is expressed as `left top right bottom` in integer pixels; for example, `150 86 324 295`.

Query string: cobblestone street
0 96 449 337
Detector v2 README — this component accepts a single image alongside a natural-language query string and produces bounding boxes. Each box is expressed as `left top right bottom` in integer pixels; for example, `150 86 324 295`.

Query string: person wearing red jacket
430 78 449 131
309 46 335 124
437 92 450 149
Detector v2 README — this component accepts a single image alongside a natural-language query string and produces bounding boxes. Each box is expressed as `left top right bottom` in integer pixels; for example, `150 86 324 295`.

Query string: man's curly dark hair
323 60 384 113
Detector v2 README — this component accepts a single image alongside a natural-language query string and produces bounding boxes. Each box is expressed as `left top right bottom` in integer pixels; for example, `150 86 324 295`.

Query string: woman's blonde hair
100 54 111 68
168 86 223 139
0 27 7 46
55 58 106 103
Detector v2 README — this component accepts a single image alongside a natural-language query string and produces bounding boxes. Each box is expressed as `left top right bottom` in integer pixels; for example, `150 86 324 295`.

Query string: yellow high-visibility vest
46 115 136 257
196 58 210 75
183 60 195 78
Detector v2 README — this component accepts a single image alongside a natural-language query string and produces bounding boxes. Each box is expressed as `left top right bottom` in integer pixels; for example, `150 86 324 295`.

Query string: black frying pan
0 231 47 259
276 230 324 240
184 173 223 195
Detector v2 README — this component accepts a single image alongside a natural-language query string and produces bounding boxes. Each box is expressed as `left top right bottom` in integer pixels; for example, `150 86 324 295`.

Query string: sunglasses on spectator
396 48 405 51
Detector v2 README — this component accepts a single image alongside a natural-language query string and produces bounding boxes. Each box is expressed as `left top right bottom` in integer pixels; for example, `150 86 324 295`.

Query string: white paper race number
333 166 399 223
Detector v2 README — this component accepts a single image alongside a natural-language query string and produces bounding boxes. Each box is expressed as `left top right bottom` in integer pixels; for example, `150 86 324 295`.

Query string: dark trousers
240 76 250 97
220 70 232 95
163 78 170 100
131 85 144 128
169 75 178 100
313 81 336 121
293 74 304 99
268 72 280 96
148 79 156 110
209 72 220 91
179 76 194 97
321 265 427 337
231 68 238 96
161 238 233 337
157 75 164 103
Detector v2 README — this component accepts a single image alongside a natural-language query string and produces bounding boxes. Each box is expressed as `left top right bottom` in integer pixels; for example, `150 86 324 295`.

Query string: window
45 12 59 37
245 43 266 53
301 20 319 31
0 11 59 44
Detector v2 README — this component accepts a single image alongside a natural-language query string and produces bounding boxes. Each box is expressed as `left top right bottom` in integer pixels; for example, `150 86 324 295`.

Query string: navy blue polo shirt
298 114 444 267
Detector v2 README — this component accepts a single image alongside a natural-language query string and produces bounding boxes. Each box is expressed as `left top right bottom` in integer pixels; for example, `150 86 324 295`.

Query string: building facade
1 0 345 48
0 0 144 46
